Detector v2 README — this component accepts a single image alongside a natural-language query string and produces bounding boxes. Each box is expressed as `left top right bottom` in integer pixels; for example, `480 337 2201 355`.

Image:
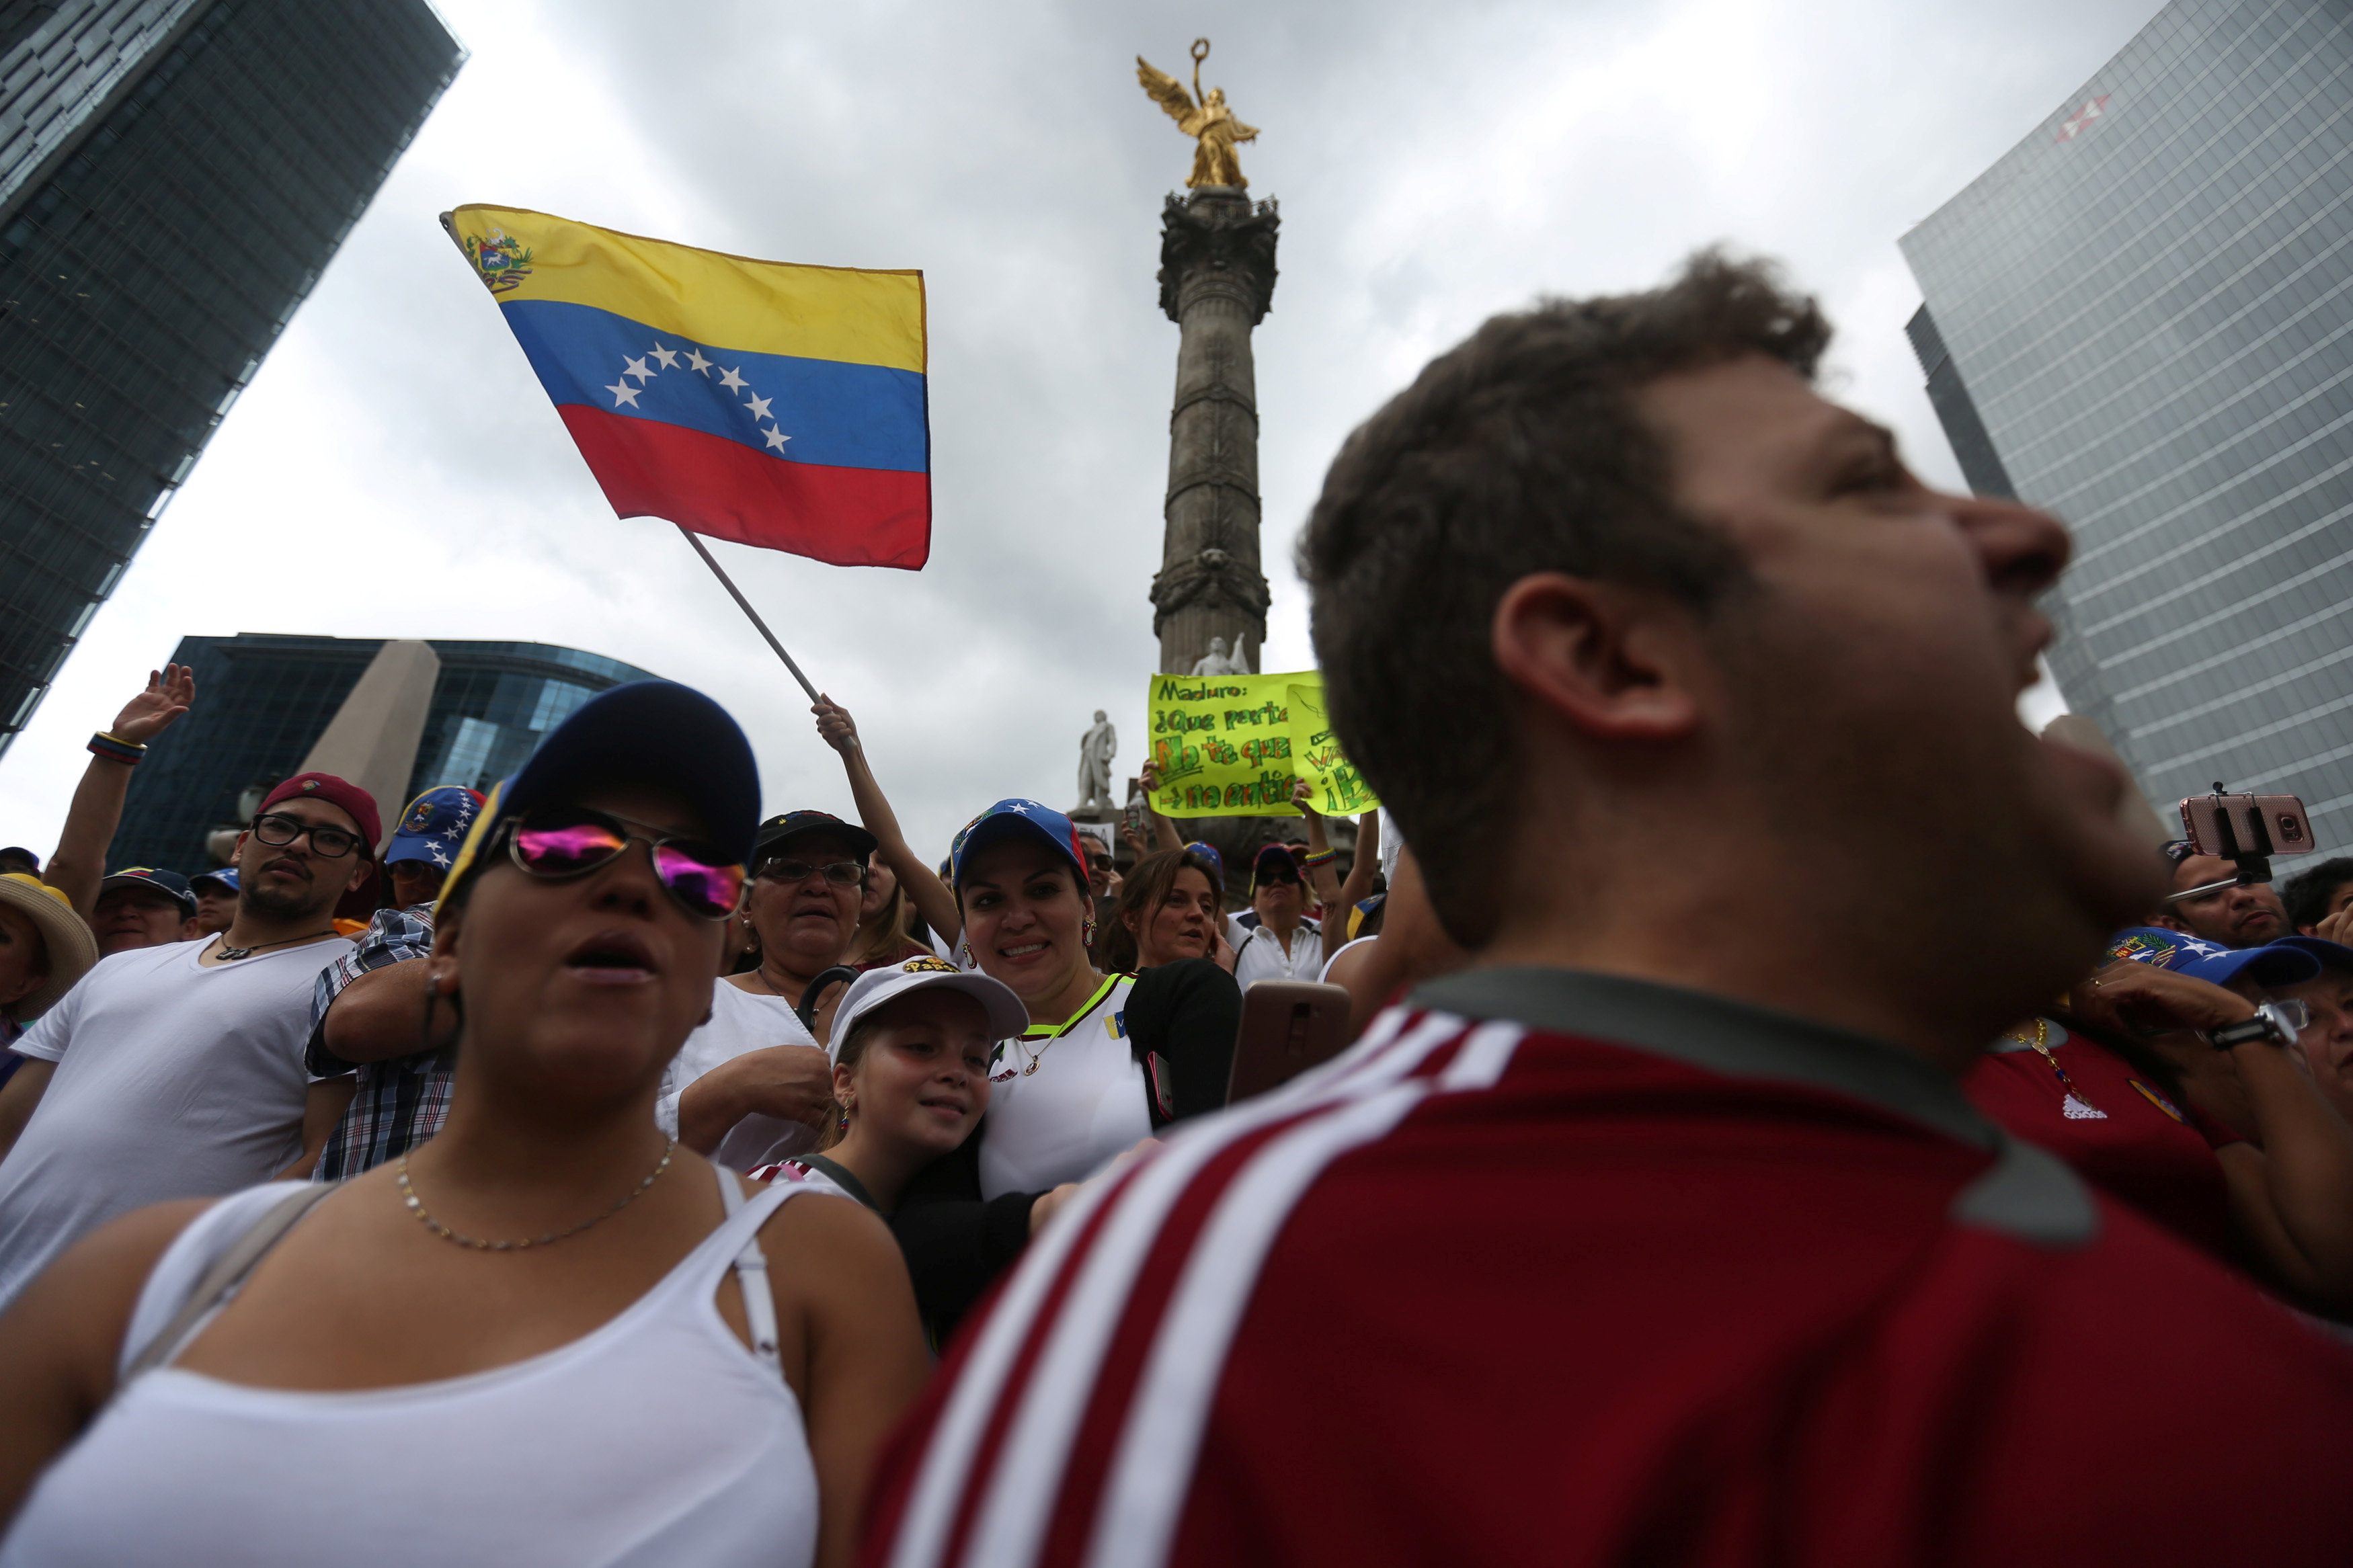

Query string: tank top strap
707 1163 794 1377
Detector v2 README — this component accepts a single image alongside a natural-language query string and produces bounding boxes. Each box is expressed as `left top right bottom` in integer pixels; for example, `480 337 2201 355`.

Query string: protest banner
1144 671 1380 819
1286 680 1382 816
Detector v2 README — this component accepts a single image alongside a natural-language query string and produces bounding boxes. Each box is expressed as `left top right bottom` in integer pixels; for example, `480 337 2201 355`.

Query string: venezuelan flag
446 204 929 569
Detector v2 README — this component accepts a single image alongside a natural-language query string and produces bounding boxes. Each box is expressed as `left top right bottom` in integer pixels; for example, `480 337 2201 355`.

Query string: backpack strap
120 1184 336 1385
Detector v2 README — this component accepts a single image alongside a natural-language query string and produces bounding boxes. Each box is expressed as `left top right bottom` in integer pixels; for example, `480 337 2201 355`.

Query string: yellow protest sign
1144 671 1380 819
1287 682 1381 815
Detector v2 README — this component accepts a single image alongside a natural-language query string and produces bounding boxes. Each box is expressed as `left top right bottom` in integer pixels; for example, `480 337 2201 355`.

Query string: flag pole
674 526 822 704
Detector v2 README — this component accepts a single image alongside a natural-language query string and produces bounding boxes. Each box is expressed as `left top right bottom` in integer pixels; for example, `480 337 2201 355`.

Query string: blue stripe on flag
500 298 928 474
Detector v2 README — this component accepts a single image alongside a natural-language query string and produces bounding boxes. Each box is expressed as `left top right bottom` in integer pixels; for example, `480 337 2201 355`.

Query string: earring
836 1100 850 1133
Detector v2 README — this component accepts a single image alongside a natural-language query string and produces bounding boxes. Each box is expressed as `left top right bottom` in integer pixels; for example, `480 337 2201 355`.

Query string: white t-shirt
978 974 1147 1200
656 981 826 1173
0 934 353 1311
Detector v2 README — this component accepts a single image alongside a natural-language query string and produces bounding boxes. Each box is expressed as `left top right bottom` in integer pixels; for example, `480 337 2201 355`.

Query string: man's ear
1490 573 1706 742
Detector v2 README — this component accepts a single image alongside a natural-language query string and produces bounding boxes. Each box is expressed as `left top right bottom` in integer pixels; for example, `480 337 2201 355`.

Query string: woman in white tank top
0 682 930 1567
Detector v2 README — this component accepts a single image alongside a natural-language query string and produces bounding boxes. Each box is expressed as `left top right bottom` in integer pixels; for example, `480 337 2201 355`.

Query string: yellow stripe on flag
450 204 925 374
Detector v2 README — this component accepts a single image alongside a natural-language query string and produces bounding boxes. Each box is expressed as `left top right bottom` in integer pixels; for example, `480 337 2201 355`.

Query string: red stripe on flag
559 404 930 570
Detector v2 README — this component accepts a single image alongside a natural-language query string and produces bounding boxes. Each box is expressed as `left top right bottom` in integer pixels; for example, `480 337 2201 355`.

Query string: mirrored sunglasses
502 808 745 921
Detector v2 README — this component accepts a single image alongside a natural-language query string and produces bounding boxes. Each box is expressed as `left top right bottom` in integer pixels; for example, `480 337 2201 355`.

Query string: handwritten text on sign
1146 671 1380 819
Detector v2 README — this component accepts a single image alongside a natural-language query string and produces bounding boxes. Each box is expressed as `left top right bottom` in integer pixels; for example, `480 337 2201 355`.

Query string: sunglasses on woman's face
501 807 746 921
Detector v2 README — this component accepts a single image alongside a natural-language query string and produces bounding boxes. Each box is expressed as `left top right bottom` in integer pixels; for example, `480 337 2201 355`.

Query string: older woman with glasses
660 813 873 1175
0 682 929 1568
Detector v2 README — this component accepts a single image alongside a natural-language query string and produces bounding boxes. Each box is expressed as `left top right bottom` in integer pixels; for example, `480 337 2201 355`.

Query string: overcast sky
0 0 2165 863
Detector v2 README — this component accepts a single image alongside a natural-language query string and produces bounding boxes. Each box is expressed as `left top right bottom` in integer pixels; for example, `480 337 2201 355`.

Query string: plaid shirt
307 905 448 1182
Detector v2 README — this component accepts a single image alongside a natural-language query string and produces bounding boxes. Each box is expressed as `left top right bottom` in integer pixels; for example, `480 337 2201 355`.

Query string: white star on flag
717 366 748 393
1008 803 1033 815
622 356 653 382
648 343 679 369
762 425 790 450
685 347 712 375
606 380 641 408
744 391 773 421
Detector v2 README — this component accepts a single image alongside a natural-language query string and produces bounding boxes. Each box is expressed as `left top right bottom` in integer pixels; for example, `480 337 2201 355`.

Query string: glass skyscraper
112 634 656 872
0 0 463 759
1901 0 2353 871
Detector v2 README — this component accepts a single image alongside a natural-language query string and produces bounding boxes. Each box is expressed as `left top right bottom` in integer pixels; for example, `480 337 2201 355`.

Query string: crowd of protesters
0 250 2350 1565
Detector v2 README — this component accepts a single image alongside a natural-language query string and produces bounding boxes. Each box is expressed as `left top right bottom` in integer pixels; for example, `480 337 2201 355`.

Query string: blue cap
1182 840 1225 888
385 786 485 872
950 799 1087 889
440 682 760 909
97 866 196 918
189 866 239 894
2275 936 2353 975
2103 926 2321 989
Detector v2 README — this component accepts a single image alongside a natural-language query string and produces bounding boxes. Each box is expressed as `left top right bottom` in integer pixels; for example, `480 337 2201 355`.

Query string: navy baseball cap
950 799 1087 889
385 785 485 872
2276 936 2353 975
439 681 760 910
189 866 239 895
1251 841 1306 889
97 867 196 919
2103 927 2321 989
755 809 878 866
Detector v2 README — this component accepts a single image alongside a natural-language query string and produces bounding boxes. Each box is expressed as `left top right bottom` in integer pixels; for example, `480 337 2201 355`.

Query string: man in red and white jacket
859 255 2353 1568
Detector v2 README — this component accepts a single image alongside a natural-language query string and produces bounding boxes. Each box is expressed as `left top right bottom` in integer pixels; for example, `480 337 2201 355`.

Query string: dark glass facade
112 634 657 872
0 0 463 758
1901 0 2353 872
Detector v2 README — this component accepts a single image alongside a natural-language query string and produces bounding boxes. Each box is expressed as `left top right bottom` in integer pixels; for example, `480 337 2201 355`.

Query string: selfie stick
2167 780 2275 901
674 526 822 705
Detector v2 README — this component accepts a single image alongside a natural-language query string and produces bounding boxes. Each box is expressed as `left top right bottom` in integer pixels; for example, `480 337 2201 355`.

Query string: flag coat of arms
446 204 930 569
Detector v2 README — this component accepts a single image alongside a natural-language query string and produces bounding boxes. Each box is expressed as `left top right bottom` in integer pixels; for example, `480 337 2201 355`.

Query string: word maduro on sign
1146 672 1380 819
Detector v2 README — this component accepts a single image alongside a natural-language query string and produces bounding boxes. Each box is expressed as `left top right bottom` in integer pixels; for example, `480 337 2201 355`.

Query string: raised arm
1324 809 1382 963
1138 760 1183 854
1288 780 1347 915
43 666 194 918
811 695 961 950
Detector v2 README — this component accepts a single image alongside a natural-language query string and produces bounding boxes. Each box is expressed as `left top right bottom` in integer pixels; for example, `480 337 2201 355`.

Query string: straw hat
0 872 98 1021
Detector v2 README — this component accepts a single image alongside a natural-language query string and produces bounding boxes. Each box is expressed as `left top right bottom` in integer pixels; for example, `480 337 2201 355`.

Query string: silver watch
2207 999 2306 1052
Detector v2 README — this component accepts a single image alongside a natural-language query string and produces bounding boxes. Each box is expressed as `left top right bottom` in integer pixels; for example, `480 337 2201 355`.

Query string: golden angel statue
1137 39 1259 190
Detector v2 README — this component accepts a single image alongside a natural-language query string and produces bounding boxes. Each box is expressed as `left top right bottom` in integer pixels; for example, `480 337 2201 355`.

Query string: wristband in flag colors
88 731 145 765
445 204 930 570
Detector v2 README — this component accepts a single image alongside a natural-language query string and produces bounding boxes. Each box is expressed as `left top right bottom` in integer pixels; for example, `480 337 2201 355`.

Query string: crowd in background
0 250 2349 1565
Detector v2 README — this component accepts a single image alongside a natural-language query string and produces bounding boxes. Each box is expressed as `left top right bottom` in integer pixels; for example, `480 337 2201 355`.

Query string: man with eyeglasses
0 772 374 1311
663 811 871 1173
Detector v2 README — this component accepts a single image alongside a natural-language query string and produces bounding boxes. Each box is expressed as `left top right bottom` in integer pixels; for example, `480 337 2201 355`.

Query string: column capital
1158 190 1281 324
1149 546 1271 638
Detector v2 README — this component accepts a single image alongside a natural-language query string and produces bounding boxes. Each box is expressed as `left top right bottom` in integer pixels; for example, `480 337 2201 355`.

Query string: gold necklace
396 1139 677 1251
2006 1018 2102 1118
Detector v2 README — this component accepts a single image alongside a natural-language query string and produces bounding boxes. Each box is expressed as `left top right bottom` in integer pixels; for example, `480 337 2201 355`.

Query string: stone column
1150 187 1278 676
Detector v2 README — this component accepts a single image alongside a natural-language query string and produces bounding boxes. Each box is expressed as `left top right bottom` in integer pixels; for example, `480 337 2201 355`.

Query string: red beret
260 772 383 850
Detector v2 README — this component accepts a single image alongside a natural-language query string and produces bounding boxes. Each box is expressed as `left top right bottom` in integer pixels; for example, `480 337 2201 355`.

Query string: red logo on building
2057 95 2111 142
